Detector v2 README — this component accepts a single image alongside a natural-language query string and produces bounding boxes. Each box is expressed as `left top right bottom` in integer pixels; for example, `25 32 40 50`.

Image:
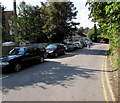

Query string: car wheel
14 63 22 72
54 52 58 57
40 57 44 63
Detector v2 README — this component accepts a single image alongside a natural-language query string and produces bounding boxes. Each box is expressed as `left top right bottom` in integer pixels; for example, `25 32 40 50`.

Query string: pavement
1 43 113 101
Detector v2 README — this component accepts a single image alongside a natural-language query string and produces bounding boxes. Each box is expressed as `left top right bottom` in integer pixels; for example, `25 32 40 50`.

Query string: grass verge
107 49 119 101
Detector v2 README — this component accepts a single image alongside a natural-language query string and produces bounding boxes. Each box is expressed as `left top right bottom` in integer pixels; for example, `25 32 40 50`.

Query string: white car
73 41 82 49
2 42 16 46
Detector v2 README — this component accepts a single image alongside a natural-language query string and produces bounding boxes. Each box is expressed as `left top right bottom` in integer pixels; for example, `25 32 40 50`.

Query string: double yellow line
101 58 116 102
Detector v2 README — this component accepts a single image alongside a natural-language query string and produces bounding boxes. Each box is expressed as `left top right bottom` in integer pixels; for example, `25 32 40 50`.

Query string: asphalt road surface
2 43 111 101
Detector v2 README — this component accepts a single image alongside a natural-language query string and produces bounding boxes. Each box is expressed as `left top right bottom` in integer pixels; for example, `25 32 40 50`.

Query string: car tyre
54 52 58 57
14 63 22 72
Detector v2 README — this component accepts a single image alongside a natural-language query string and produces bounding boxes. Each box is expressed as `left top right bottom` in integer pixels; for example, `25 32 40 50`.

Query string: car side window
57 45 61 49
60 44 64 48
39 47 45 52
26 48 33 54
34 47 40 53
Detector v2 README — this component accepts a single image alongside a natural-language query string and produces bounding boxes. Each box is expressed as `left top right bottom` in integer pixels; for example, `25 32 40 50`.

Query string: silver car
73 41 82 49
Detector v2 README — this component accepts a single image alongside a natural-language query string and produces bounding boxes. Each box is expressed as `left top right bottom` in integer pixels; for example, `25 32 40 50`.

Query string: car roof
13 45 44 49
48 43 62 46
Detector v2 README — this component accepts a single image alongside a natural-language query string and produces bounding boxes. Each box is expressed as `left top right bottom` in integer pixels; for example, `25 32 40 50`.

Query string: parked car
85 40 93 45
89 40 93 44
62 42 75 51
2 42 16 46
100 40 105 43
79 40 84 48
0 46 47 73
46 43 66 57
73 41 82 49
81 40 87 47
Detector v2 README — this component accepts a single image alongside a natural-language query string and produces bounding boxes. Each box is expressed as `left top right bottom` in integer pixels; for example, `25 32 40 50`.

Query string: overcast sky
1 0 94 29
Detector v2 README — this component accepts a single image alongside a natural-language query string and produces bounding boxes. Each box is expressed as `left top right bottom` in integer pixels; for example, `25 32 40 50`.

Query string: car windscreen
74 42 79 44
46 45 57 49
9 48 25 55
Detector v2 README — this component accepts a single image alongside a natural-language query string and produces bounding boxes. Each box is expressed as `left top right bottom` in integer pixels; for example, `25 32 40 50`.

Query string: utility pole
0 3 2 44
0 3 2 57
13 0 18 43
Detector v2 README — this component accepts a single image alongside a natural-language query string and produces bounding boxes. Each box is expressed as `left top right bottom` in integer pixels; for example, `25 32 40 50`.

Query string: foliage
87 1 120 67
1 6 7 41
87 27 94 39
17 1 79 43
41 1 79 42
77 27 84 35
87 24 101 42
17 2 47 43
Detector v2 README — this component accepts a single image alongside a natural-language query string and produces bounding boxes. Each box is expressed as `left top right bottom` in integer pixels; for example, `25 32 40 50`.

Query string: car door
33 47 42 60
21 48 34 65
59 44 64 54
39 47 47 59
68 43 73 50
30 47 42 61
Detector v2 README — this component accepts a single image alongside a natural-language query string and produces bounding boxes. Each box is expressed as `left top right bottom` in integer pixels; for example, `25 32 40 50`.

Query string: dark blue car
46 43 66 57
0 46 47 73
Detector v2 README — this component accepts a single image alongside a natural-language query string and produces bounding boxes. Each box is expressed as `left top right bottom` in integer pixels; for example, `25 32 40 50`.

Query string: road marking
104 58 116 101
101 63 108 102
0 75 9 80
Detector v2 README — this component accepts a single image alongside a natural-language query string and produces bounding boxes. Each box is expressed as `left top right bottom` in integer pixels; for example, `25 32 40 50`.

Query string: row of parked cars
0 40 92 73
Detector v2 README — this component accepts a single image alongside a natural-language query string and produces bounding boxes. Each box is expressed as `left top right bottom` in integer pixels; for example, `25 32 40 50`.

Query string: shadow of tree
2 60 106 94
56 48 108 60
2 43 108 94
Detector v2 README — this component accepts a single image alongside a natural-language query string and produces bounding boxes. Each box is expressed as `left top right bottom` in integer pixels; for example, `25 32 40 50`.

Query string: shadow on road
3 60 107 94
56 47 108 60
2 43 108 94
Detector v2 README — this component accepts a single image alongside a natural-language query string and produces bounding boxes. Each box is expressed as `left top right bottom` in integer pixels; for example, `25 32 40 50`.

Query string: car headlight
49 51 54 53
0 62 9 66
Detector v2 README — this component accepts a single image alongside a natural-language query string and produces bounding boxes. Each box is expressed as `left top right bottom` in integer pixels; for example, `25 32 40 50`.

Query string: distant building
2 11 14 42
83 27 90 34
72 33 88 41
64 33 88 42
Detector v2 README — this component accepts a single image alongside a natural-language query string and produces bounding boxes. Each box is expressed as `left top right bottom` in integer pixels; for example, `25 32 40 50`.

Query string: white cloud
76 8 94 28
73 1 94 29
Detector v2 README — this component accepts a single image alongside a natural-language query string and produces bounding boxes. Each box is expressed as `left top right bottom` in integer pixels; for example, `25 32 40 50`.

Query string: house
2 11 14 42
83 27 90 34
64 33 88 42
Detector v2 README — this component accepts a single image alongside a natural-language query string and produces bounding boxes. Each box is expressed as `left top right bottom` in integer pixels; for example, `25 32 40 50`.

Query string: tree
86 1 120 67
41 1 79 42
17 2 47 43
87 1 120 47
17 1 79 43
87 24 99 42
1 5 6 42
78 27 84 35
93 23 98 42
87 27 94 40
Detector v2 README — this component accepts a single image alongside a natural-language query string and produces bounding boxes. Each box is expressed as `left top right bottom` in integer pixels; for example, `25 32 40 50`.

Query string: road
2 43 112 101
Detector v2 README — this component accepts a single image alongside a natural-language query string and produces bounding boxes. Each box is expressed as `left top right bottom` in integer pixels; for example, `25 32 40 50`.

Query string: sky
0 0 94 29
